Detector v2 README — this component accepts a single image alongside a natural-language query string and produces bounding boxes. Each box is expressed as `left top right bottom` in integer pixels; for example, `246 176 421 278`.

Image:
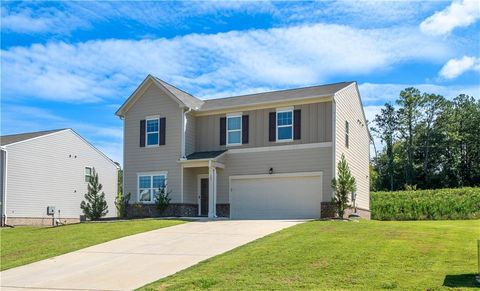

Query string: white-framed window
137 172 167 203
146 117 159 146
276 108 293 142
227 114 242 146
345 121 349 148
85 167 92 182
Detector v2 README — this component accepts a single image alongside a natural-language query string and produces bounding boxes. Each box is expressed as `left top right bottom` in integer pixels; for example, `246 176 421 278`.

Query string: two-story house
116 75 370 219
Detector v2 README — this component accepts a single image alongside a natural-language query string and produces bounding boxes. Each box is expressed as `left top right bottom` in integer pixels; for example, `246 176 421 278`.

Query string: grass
140 220 480 290
0 219 185 271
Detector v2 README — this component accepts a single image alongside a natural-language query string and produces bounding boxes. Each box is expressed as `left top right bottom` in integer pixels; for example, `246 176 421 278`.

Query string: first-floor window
138 173 166 203
85 167 92 182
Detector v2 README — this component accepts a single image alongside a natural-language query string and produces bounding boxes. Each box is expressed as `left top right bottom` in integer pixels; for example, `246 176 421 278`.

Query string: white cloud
1 23 452 103
0 6 88 34
439 56 480 79
359 82 480 104
420 0 480 36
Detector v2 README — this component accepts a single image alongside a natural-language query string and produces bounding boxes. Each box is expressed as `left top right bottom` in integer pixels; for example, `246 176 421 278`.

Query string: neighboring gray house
116 75 370 219
0 129 119 226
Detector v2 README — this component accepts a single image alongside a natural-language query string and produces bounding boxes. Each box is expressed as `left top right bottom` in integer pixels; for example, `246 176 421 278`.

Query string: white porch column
208 160 217 218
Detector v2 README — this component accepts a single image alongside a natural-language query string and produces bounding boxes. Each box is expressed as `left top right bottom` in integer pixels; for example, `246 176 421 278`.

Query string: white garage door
230 172 323 219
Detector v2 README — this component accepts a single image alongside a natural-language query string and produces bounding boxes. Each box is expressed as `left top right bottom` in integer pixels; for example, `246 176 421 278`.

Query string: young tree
331 154 357 218
372 103 397 190
154 183 171 214
81 168 108 220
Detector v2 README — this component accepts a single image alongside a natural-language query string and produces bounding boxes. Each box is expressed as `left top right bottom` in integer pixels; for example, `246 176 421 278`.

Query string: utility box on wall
47 206 55 215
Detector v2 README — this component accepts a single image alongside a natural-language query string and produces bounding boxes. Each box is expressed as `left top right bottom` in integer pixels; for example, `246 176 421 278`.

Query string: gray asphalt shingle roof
198 82 353 111
154 77 204 110
0 129 66 146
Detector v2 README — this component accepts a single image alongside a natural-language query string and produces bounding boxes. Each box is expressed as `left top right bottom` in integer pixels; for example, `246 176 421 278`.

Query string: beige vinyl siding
334 84 370 210
4 130 118 219
185 113 196 156
195 102 332 152
123 84 183 203
216 146 332 204
183 167 208 204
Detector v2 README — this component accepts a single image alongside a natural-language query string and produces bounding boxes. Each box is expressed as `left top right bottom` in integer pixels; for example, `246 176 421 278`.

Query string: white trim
145 114 160 120
276 106 294 112
227 142 332 154
180 164 184 203
197 174 209 216
1 147 8 225
226 111 243 117
276 108 293 142
136 171 168 204
226 114 242 146
229 171 323 181
332 100 337 188
180 160 225 169
145 117 160 147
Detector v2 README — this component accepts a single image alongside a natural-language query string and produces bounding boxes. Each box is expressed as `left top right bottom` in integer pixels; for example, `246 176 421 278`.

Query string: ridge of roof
1 129 68 146
153 77 204 109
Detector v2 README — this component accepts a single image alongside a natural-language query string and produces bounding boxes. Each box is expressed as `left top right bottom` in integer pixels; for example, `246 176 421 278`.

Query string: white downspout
1 146 8 226
180 107 192 204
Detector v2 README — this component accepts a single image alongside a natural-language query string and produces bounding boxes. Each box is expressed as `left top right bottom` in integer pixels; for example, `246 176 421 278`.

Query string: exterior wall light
269 167 273 174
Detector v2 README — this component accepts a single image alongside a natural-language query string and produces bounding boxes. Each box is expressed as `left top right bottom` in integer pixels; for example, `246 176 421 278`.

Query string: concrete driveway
0 219 304 291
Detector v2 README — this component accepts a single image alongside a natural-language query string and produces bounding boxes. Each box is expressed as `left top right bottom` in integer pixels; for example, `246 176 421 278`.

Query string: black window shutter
269 112 276 142
220 117 226 145
242 115 249 144
159 117 166 145
294 109 301 140
140 119 146 147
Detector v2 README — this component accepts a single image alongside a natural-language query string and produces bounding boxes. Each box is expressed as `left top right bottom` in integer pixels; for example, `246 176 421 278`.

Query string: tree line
370 88 480 191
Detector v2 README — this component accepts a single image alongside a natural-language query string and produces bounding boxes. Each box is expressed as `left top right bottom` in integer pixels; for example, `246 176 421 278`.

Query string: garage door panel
230 174 322 219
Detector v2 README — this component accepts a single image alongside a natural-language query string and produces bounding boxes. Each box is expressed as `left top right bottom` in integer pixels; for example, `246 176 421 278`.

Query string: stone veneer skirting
3 217 80 226
128 203 231 218
320 202 371 219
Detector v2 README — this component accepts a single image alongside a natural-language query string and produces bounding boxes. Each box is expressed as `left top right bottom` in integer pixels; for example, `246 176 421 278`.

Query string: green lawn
0 219 185 271
140 220 480 290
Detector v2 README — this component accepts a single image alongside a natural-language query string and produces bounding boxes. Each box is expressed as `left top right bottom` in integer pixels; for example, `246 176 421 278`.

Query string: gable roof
1 129 67 146
116 75 355 116
116 75 204 117
199 82 353 112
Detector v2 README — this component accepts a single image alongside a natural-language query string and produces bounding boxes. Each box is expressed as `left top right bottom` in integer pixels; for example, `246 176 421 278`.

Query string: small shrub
331 154 356 218
115 191 131 218
154 187 171 214
371 187 480 220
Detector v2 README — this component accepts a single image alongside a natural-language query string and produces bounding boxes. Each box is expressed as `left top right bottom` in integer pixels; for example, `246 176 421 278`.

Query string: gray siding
4 130 118 219
195 102 332 152
334 84 370 210
185 113 196 156
217 146 333 204
123 84 183 203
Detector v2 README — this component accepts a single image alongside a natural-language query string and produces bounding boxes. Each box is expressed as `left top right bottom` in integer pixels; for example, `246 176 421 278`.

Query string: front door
200 178 209 216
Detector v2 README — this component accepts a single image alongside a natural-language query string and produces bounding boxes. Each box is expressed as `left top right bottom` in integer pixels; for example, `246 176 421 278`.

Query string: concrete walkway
0 219 304 291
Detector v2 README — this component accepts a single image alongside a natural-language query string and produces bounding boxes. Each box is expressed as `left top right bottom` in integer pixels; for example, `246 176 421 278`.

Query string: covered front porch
179 150 226 218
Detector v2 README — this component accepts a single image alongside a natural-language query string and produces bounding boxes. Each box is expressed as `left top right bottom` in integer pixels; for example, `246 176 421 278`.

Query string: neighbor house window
345 121 349 148
85 167 92 182
138 172 167 203
227 115 242 145
276 109 293 141
146 118 159 146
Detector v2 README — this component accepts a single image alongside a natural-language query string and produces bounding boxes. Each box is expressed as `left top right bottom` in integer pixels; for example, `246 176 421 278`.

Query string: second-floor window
146 118 159 146
227 115 242 145
277 109 293 141
345 121 349 148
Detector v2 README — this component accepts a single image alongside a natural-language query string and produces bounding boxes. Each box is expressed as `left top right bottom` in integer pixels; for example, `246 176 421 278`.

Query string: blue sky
1 0 479 165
